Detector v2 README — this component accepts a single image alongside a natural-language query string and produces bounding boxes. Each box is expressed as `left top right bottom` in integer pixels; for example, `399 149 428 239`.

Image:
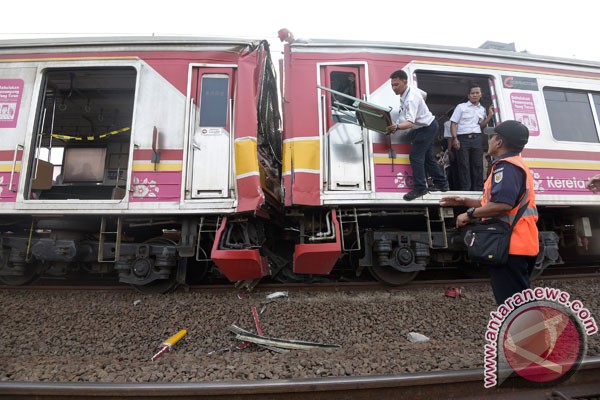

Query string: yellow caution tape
42 127 131 141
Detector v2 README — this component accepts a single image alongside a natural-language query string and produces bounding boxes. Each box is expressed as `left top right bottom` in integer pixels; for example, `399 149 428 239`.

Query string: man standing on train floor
439 120 539 305
449 84 494 191
386 70 449 201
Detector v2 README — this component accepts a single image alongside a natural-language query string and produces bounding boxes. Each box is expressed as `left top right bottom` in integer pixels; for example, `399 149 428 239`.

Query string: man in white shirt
449 85 494 191
387 70 448 201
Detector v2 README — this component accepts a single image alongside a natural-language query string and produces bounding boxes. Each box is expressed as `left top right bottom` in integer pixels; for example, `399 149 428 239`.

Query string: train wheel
131 238 179 294
0 263 40 286
132 273 178 294
368 265 419 286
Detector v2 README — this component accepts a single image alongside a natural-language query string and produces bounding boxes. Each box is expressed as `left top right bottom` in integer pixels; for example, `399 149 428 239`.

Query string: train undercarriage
284 206 569 286
0 216 211 293
0 204 597 292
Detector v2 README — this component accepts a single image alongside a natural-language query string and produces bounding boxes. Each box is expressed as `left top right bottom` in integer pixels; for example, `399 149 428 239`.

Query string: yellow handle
163 329 187 347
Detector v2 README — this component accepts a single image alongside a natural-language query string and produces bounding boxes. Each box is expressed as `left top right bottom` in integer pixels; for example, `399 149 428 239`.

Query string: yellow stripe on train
0 164 21 172
282 138 320 174
234 139 259 177
131 163 182 172
525 160 600 170
373 155 411 165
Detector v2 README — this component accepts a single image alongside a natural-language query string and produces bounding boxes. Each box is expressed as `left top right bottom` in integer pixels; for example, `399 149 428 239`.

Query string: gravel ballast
0 278 598 382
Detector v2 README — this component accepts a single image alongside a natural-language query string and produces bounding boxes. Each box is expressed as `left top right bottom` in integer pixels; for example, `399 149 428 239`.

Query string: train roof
288 37 600 70
0 35 264 52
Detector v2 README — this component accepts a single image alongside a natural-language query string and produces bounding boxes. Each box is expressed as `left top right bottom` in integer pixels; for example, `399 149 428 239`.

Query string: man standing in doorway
449 84 494 191
387 70 448 201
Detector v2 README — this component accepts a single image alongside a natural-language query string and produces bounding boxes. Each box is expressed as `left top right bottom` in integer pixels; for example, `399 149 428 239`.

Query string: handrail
9 143 24 192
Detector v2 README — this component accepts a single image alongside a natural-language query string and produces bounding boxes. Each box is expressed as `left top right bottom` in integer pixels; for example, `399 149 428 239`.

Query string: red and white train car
2 34 599 289
0 37 282 291
279 35 600 284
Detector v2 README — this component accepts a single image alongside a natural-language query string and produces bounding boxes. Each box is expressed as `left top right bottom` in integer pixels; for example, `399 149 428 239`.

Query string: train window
331 71 357 107
37 147 64 182
327 70 360 126
594 94 600 125
199 75 229 127
544 88 599 143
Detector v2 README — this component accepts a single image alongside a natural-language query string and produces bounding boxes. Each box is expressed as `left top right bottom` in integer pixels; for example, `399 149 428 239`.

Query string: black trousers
489 255 537 305
456 134 484 191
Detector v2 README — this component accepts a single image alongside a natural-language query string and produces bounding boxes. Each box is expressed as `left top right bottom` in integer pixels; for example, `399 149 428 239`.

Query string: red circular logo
502 304 584 383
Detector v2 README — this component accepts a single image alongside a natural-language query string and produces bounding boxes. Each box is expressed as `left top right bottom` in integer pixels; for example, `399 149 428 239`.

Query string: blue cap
484 120 529 147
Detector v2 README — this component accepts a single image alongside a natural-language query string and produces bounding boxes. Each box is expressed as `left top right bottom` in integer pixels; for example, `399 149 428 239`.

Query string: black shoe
403 188 428 201
429 183 450 192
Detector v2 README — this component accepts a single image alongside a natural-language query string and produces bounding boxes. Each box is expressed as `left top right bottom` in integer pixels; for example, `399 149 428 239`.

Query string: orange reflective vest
481 155 539 256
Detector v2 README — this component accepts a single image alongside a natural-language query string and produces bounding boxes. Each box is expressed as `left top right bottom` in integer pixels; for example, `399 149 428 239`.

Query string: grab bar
9 144 24 192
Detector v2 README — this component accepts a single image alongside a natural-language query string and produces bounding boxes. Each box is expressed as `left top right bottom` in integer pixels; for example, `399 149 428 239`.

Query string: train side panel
280 39 600 283
129 61 187 205
0 65 38 203
0 38 282 289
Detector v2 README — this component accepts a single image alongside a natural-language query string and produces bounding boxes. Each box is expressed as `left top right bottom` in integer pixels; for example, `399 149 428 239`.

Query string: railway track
1 271 597 398
0 356 598 399
1 258 598 291
3 270 598 292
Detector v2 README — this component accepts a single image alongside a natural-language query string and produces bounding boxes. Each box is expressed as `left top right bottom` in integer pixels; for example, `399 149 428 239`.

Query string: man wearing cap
440 120 539 304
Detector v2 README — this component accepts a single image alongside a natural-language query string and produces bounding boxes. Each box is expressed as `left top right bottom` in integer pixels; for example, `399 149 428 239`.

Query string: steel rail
3 271 599 293
1 356 598 399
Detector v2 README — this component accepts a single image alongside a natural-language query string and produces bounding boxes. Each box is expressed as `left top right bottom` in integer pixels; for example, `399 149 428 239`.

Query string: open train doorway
412 70 498 190
27 68 136 201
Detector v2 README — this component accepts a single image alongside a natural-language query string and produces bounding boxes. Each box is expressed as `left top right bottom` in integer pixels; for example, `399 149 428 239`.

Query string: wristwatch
466 207 477 219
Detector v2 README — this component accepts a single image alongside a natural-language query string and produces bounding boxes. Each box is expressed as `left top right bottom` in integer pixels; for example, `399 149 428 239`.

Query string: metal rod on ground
230 324 340 350
150 329 187 361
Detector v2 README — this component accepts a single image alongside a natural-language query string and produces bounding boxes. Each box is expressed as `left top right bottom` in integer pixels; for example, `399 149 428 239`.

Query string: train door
189 67 234 198
320 65 369 191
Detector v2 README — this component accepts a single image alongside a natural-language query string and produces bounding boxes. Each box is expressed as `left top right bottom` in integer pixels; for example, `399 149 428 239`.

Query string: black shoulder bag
464 200 529 266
